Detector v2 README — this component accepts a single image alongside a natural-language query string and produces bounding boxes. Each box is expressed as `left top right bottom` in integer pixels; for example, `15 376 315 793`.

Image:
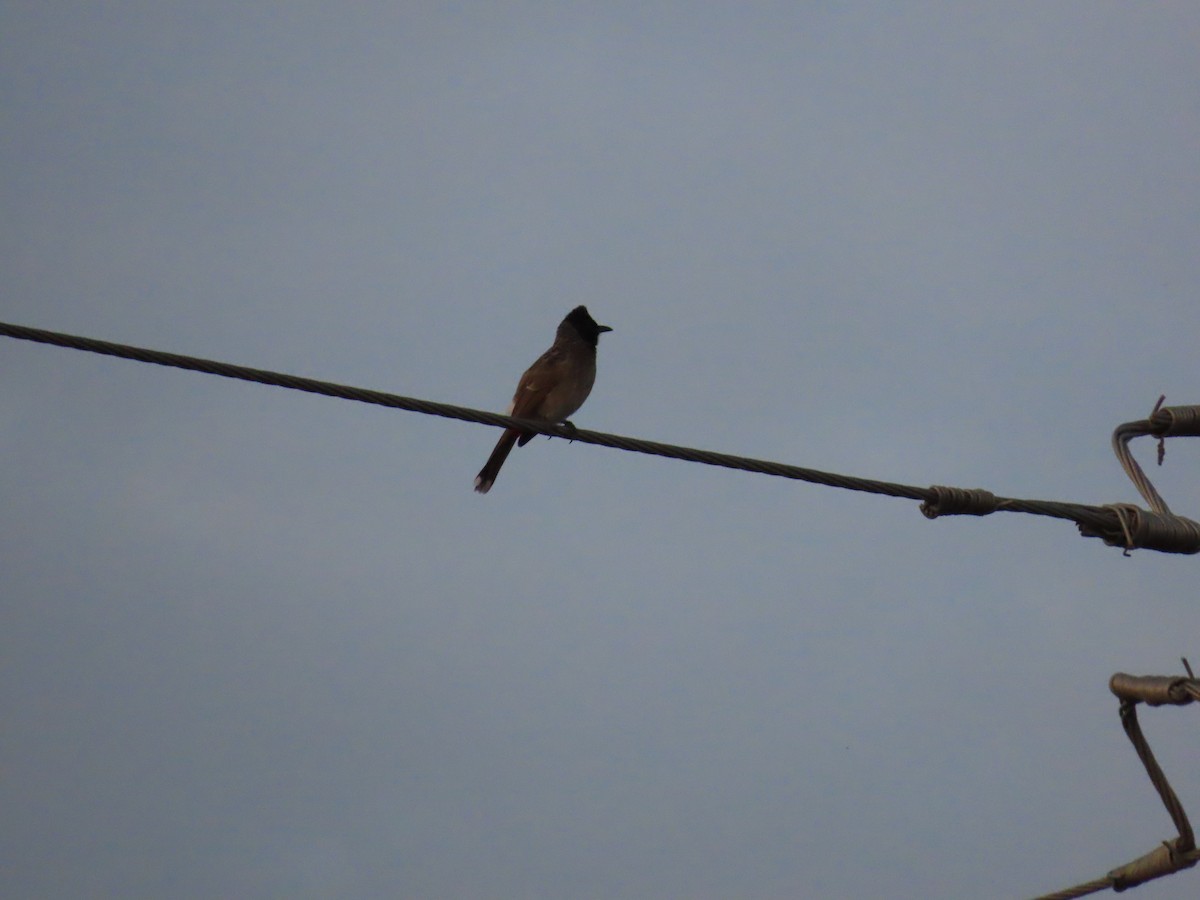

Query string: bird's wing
510 345 567 418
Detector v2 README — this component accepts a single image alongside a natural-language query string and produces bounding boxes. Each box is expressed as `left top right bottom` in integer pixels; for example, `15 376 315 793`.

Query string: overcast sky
3 4 1199 898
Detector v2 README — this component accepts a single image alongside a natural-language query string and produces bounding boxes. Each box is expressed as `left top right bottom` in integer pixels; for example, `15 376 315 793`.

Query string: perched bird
474 306 612 494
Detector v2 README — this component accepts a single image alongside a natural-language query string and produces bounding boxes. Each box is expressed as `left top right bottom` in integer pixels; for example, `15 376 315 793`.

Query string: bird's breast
538 356 596 422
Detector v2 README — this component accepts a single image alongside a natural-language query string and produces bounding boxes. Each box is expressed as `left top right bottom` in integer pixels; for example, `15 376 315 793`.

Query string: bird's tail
474 428 521 494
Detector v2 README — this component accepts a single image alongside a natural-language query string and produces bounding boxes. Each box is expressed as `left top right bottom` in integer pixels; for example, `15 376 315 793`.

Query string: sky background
2 3 1199 898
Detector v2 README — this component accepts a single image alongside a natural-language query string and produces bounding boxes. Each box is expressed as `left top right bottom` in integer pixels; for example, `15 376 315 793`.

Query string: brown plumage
474 306 612 494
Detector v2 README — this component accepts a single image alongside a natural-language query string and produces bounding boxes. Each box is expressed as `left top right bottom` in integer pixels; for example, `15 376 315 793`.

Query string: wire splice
920 486 1001 518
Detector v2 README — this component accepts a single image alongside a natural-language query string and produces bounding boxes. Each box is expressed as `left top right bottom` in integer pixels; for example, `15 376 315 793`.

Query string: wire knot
1108 838 1198 892
1077 504 1200 556
1148 402 1200 466
1149 404 1200 438
1109 673 1196 707
920 486 999 519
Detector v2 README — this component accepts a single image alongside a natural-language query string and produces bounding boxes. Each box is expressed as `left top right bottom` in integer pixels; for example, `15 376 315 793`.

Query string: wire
4 320 1200 896
3 320 1199 554
1033 671 1200 899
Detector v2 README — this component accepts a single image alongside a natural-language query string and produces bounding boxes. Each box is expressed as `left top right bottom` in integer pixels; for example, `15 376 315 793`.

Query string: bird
474 306 612 494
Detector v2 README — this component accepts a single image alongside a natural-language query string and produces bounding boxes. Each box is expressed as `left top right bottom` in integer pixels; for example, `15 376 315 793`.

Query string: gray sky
3 4 1199 898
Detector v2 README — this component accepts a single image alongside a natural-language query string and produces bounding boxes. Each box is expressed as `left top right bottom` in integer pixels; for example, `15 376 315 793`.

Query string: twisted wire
1113 417 1171 514
6 321 1200 895
1034 674 1200 899
2 320 1198 552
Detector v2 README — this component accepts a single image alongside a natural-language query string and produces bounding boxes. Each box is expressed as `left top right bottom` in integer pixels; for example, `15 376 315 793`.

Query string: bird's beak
598 324 613 333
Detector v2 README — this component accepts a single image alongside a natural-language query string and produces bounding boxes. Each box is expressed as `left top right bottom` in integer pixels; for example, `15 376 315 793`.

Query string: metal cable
1111 395 1200 516
3 320 1199 553
1030 874 1117 900
1034 673 1200 899
1113 406 1172 515
6 320 1200 895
